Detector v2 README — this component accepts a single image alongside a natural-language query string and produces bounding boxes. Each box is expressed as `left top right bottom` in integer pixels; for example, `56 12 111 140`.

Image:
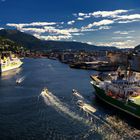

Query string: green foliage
0 36 26 53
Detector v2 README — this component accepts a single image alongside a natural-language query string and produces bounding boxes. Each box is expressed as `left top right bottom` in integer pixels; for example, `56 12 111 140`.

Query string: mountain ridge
0 29 119 51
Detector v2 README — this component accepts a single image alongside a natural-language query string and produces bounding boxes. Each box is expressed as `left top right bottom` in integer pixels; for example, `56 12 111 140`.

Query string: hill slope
0 29 46 51
0 36 25 53
0 29 118 51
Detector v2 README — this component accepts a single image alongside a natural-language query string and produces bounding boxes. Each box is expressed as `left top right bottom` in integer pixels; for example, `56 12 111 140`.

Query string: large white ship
0 53 23 73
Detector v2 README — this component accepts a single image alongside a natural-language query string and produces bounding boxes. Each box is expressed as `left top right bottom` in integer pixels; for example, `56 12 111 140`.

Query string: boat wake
71 89 132 139
16 76 25 84
40 88 89 123
72 89 105 122
39 88 122 139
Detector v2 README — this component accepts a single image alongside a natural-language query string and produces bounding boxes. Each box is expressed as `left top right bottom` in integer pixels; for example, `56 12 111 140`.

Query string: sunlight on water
105 115 140 140
1 68 22 80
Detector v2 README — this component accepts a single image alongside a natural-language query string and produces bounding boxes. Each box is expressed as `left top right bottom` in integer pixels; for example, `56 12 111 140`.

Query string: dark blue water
0 58 139 140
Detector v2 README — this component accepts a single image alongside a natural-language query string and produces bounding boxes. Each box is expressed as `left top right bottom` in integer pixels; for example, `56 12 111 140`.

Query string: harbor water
0 58 139 140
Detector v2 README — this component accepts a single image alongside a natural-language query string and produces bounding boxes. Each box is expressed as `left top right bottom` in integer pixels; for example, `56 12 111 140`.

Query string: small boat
76 100 96 113
90 68 140 119
72 89 96 113
41 88 50 96
72 89 84 100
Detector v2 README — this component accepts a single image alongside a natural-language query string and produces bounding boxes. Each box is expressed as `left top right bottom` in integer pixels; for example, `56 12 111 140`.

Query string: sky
0 0 140 48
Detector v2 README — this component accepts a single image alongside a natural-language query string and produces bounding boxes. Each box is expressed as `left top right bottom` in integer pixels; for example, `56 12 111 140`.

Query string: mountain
0 36 25 53
45 41 118 51
0 29 46 51
0 29 118 51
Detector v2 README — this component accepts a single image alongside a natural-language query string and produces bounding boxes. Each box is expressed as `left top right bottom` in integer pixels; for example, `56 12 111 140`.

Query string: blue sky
0 0 140 48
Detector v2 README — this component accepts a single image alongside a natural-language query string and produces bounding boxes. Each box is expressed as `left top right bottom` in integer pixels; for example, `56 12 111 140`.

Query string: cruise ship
0 53 23 73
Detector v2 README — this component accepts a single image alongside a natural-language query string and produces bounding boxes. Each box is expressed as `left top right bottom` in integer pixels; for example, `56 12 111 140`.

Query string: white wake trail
41 90 88 123
39 89 121 139
16 76 25 84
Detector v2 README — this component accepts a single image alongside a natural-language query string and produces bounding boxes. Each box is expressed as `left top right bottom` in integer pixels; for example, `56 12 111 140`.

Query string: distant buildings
130 53 140 72
107 52 128 64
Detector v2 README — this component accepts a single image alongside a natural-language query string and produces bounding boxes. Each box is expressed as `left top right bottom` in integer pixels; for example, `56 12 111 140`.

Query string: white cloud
75 9 129 20
67 20 75 25
117 14 140 20
0 27 4 30
112 36 133 39
90 9 129 18
83 19 114 29
7 21 81 41
34 34 72 41
126 36 133 39
77 17 84 20
96 40 135 48
118 19 140 23
98 26 111 30
6 22 57 29
83 15 91 18
20 28 46 34
81 28 97 32
9 24 80 37
81 26 111 32
78 13 87 16
86 42 93 45
114 30 135 35
72 33 84 36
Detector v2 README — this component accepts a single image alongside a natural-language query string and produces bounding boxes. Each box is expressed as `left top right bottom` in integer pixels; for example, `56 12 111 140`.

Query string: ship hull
91 82 140 119
1 61 23 72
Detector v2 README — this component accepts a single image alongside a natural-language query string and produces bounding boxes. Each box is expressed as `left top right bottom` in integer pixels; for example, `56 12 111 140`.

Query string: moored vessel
0 52 23 73
90 68 140 119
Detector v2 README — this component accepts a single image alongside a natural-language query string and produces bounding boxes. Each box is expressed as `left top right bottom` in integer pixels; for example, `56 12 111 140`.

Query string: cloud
114 30 135 35
75 9 129 20
7 21 80 36
90 9 129 18
34 34 72 41
118 19 140 23
7 22 57 29
81 28 97 32
67 20 75 25
96 40 135 48
117 14 140 20
77 17 84 20
112 36 133 39
86 41 93 45
20 27 46 34
81 26 111 32
82 19 114 29
72 33 84 36
98 26 111 30
7 21 81 41
23 27 79 36
78 13 87 16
